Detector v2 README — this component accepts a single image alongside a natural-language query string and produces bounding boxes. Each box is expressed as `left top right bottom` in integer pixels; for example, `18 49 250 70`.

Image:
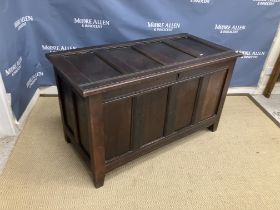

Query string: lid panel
95 50 138 74
66 53 121 82
107 47 161 71
46 33 238 95
137 42 195 64
174 37 222 56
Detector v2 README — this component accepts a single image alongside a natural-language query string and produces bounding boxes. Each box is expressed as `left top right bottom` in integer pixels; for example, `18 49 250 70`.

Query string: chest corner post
87 94 106 188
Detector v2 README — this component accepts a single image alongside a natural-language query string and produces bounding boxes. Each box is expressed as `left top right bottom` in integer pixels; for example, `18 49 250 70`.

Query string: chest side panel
198 70 228 121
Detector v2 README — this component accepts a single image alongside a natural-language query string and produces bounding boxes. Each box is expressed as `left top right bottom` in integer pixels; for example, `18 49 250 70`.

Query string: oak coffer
46 33 241 188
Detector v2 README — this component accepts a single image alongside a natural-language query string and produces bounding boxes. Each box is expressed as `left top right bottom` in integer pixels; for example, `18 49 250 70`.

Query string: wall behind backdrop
0 0 280 120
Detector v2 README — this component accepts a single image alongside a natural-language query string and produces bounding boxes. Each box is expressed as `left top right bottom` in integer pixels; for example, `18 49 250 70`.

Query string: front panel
103 98 132 160
164 78 200 135
103 87 169 161
101 65 229 162
174 79 200 130
132 88 169 147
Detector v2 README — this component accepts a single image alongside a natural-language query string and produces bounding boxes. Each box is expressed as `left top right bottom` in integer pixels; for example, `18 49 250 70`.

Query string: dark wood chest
46 33 241 188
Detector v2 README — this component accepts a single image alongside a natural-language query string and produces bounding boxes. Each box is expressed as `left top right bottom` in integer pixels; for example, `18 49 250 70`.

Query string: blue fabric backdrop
0 0 280 120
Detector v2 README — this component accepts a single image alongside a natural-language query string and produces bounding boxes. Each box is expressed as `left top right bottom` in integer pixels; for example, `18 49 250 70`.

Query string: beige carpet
1 96 280 210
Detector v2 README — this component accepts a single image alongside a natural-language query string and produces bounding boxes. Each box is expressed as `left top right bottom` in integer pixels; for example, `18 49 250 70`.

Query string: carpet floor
0 96 280 210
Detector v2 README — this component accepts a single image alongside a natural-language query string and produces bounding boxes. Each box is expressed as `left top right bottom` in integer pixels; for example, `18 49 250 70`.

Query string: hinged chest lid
46 33 241 96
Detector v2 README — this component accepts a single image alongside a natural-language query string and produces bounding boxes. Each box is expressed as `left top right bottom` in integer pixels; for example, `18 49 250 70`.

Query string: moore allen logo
14 16 33 31
236 50 266 59
190 0 210 3
42 45 77 53
147 22 181 32
253 0 280 6
74 18 110 29
26 72 44 88
215 24 246 34
4 56 22 77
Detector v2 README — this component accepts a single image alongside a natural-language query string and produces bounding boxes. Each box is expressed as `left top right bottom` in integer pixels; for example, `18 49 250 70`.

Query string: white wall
0 74 40 138
0 74 17 137
257 23 280 95
224 24 280 95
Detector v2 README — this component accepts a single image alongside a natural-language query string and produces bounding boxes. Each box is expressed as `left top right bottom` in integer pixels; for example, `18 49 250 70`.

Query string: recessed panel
132 88 168 147
175 37 222 56
108 47 161 71
66 53 121 82
164 78 200 135
174 79 200 130
60 80 76 134
139 42 194 64
199 70 227 120
103 98 132 160
76 94 90 154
